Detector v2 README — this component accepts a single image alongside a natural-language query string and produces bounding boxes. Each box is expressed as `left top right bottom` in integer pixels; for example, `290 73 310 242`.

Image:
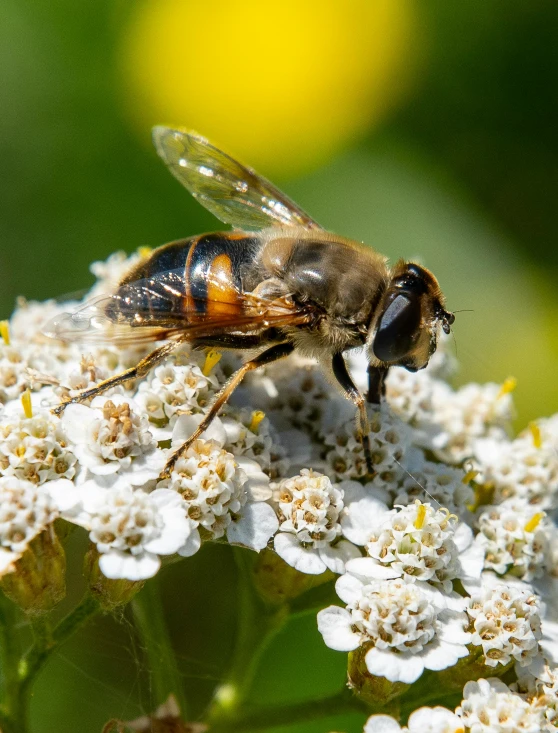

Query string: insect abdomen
185 233 257 316
120 233 258 319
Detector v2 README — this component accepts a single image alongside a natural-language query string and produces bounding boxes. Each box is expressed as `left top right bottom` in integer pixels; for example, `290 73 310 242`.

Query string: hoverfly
47 127 454 478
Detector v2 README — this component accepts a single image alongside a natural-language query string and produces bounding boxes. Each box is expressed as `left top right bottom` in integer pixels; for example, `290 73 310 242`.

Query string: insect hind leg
160 342 294 479
52 341 178 416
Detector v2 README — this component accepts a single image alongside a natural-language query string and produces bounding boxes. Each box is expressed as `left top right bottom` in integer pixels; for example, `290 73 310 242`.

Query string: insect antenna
447 309 474 358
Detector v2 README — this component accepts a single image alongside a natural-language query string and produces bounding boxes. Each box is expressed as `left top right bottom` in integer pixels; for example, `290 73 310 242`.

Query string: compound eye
372 293 421 363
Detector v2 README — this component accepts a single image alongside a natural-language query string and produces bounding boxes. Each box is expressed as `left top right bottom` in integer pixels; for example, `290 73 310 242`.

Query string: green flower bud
252 548 334 605
348 646 409 706
84 546 144 611
436 644 512 691
0 527 66 615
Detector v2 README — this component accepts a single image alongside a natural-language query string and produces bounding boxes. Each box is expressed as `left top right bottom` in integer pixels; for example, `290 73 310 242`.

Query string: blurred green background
1 1 558 730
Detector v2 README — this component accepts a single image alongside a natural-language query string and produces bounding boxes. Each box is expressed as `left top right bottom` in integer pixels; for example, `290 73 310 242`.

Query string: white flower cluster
273 469 359 574
1 251 558 722
466 581 542 668
364 677 552 732
0 476 58 573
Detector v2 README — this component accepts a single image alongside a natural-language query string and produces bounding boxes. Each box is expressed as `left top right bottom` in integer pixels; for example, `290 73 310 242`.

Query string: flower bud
0 527 66 615
348 646 409 706
252 548 334 605
436 644 511 691
84 546 144 611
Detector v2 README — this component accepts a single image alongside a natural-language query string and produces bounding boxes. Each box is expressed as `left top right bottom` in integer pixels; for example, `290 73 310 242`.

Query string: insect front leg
367 364 389 404
161 342 294 479
331 353 374 477
52 341 179 416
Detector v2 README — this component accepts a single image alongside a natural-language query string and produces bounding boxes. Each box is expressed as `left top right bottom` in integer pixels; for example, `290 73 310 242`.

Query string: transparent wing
43 269 312 346
42 298 178 345
153 126 322 231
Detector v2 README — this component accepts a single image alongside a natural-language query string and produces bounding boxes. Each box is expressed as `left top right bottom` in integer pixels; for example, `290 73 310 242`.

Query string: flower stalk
0 592 100 733
209 687 364 733
131 576 188 718
208 549 289 725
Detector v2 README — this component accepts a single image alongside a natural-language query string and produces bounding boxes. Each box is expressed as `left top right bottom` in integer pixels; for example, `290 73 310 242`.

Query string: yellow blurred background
2 2 558 731
122 0 418 176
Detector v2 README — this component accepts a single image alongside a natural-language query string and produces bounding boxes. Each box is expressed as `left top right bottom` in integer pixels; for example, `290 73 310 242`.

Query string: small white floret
273 470 360 575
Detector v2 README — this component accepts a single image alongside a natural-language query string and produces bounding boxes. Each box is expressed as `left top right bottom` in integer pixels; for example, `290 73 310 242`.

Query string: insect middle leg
161 342 294 478
52 341 180 416
331 353 374 477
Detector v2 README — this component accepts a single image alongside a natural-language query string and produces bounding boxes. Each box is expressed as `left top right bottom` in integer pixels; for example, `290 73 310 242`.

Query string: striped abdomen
115 232 258 324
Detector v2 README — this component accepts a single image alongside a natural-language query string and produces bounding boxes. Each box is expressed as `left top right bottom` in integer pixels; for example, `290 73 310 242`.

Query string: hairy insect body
111 229 391 359
254 228 390 356
48 126 455 477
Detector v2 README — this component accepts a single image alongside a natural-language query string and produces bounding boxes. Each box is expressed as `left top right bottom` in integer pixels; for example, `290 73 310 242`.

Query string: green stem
18 595 99 686
210 687 364 733
13 595 100 732
0 593 20 727
399 688 462 720
208 549 288 724
131 576 188 717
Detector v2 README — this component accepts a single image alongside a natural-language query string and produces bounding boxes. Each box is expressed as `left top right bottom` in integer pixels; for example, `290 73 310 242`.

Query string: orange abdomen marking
206 253 242 317
184 232 257 317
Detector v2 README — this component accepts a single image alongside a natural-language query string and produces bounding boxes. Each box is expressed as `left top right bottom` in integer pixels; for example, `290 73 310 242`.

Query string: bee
47 127 455 478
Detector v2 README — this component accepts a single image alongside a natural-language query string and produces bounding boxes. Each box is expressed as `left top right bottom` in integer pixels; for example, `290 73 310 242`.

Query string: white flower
52 353 112 404
159 434 277 554
0 409 76 484
317 561 470 684
474 432 558 510
273 470 360 575
385 371 515 466
431 382 515 465
364 707 463 733
404 707 463 733
467 581 542 668
0 343 28 405
342 489 481 592
385 368 448 446
456 677 548 733
266 357 330 437
514 659 558 727
88 250 145 297
363 715 404 733
61 395 165 485
136 358 219 433
392 449 474 517
171 413 276 497
339 479 393 546
220 407 291 480
321 401 410 485
475 500 550 582
0 476 58 576
51 479 192 580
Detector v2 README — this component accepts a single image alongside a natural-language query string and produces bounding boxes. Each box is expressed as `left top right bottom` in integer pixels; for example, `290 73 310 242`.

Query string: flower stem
13 594 100 732
131 576 188 717
207 549 289 724
0 593 20 729
210 687 364 733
